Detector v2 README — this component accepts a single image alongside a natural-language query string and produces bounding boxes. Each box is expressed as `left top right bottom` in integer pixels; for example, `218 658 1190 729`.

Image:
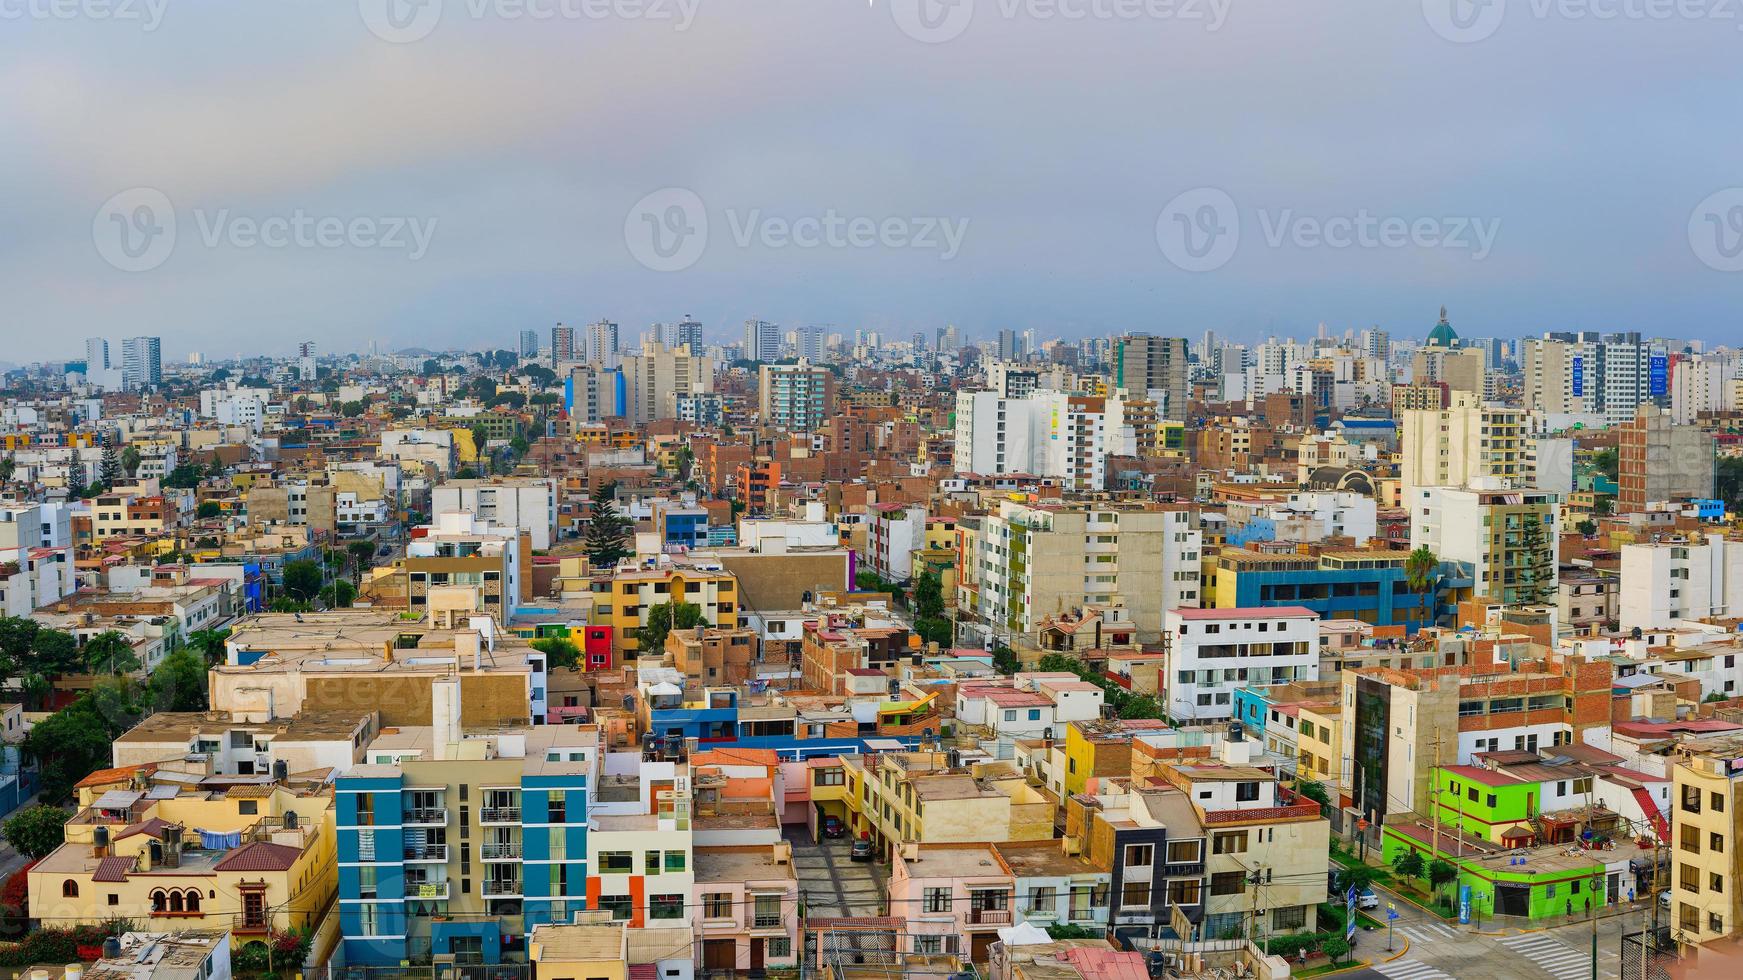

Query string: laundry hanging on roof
199 829 242 850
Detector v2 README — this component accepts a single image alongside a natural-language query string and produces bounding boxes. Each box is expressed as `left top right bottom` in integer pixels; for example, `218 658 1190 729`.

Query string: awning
93 790 143 810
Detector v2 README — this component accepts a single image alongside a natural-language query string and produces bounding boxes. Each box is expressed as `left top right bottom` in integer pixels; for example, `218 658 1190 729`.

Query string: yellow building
595 563 740 661
1670 737 1743 946
529 922 627 980
1295 703 1341 787
840 752 1051 859
30 770 336 944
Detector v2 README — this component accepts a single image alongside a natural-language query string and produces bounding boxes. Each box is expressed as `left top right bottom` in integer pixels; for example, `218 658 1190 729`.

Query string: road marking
1497 933 1602 980
1395 922 1460 945
1373 960 1453 980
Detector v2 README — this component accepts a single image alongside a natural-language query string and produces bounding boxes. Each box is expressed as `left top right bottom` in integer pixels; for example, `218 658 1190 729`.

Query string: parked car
850 839 874 862
1358 888 1380 910
821 816 846 839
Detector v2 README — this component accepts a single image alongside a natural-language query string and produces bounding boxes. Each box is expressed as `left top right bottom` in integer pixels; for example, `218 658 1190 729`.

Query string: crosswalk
1496 933 1595 980
1393 920 1460 946
1373 960 1454 980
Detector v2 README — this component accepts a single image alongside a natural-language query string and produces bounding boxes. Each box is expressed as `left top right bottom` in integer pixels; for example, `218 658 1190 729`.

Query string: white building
953 389 1107 491
1411 484 1560 610
1619 534 1743 632
199 384 271 433
1163 607 1319 722
433 478 558 551
867 504 925 582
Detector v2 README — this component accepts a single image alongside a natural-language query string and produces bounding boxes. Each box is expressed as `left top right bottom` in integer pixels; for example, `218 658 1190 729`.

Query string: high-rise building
996 328 1024 361
84 337 109 374
551 323 576 365
1113 334 1190 418
1399 392 1533 492
757 362 835 431
1411 485 1559 609
1617 405 1715 514
1521 331 1667 424
674 316 704 353
519 329 539 359
795 326 827 361
297 341 318 382
953 389 1108 491
620 340 714 425
120 336 162 390
743 319 781 362
585 320 620 367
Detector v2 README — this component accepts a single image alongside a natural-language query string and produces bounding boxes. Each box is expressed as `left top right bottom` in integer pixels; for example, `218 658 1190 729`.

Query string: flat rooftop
693 846 797 884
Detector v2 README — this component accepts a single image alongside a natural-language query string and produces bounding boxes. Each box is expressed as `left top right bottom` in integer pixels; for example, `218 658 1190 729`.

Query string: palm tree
1404 545 1440 631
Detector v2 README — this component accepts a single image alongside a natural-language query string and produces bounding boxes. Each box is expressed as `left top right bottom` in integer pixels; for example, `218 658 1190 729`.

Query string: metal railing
481 806 522 823
481 842 521 860
404 844 449 861
404 807 448 824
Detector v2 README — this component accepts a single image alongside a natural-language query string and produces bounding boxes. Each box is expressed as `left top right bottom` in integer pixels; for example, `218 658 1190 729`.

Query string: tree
1336 863 1383 898
0 616 42 677
2 805 69 860
197 501 221 519
1576 518 1597 536
187 628 232 667
341 400 366 418
99 442 121 488
1590 447 1619 482
638 601 704 655
530 635 581 671
282 560 323 602
331 579 357 608
1392 849 1425 887
120 445 142 478
1319 936 1350 965
1298 779 1330 807
455 466 480 480
991 644 1020 675
0 457 13 488
471 377 499 402
1517 514 1557 606
1427 858 1458 899
146 648 209 712
914 571 946 619
83 631 141 674
584 508 634 568
1403 545 1439 631
26 686 142 802
163 462 205 489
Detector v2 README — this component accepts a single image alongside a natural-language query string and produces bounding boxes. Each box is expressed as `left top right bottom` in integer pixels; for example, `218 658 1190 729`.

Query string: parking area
784 825 886 918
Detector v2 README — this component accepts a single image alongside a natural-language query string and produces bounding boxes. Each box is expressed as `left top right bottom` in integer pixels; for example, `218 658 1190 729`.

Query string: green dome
1426 305 1458 347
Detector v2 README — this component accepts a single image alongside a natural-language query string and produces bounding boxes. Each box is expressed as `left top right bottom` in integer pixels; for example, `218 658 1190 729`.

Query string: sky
4 0 1743 362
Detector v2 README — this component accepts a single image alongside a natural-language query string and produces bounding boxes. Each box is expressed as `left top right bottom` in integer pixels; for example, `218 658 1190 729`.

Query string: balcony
481 842 522 861
967 908 1012 926
482 878 522 898
752 912 784 930
407 881 450 900
404 807 448 827
481 806 522 825
404 844 449 862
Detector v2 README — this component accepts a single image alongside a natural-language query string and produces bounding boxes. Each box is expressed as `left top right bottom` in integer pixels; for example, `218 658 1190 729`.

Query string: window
108 894 119 906
1680 904 1699 931
1682 863 1700 894
1210 872 1246 896
1124 844 1154 867
1121 880 1150 909
1166 879 1202 906
548 793 566 823
62 880 78 898
600 851 633 873
703 893 732 918
769 937 792 959
355 793 374 826
1713 913 1726 934
923 887 952 913
238 800 258 815
1028 886 1057 912
649 894 685 920
1235 782 1260 802
1166 840 1202 864
1273 905 1306 931
1682 785 1702 814
664 851 686 872
1714 792 1726 813
1682 825 1701 853
1712 873 1724 894
646 851 662 875
1712 833 1725 854
599 895 633 920
814 768 845 786
1213 832 1247 855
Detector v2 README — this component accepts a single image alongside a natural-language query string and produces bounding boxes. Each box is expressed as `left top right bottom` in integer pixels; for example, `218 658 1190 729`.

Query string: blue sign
1650 355 1668 396
1459 884 1472 925
1347 917 1358 941
1387 905 1400 922
1572 356 1584 397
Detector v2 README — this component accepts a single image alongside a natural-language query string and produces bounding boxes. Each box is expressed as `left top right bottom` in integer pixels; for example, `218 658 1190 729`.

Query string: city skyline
7 3 1743 359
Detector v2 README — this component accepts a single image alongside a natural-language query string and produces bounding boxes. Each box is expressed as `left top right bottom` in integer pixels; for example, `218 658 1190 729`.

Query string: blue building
1213 549 1463 633
337 683 595 966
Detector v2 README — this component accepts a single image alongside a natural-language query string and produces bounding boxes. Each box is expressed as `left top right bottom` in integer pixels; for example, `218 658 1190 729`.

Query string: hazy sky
5 0 1742 362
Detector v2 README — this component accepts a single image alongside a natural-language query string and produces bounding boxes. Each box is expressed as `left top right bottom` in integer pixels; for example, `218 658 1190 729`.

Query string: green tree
1298 779 1330 807
163 462 206 489
1336 863 1384 898
196 501 221 519
120 445 142 478
187 627 232 666
348 540 378 569
1404 545 1440 630
146 648 209 712
1590 447 1619 481
2 804 70 860
1392 849 1425 886
489 391 527 410
455 465 480 480
530 635 581 670
83 631 140 674
281 559 323 602
584 508 634 568
26 686 142 802
637 601 704 655
1576 518 1597 536
1319 936 1350 965
341 400 366 418
321 579 357 608
914 571 946 619
991 644 1020 675
1517 514 1557 606
1427 858 1458 900
99 442 121 487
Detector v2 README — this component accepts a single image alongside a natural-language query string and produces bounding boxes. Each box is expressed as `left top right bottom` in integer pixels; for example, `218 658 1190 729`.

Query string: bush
1262 932 1332 959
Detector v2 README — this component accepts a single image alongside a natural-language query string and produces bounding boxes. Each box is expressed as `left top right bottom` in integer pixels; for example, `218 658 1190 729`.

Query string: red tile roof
92 855 135 882
76 764 155 789
213 842 302 872
116 817 177 842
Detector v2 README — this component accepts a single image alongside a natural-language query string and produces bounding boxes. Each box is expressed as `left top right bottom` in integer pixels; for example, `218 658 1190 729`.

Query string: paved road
784 827 885 918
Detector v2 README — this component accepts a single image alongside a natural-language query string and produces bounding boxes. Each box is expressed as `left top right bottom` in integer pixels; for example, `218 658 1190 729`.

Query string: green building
1381 820 1618 922
1435 765 1539 846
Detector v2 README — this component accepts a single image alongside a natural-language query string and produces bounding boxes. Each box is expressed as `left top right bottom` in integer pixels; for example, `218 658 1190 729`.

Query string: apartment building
1066 785 1208 948
594 557 740 662
336 688 599 966
1411 484 1560 609
952 390 1108 491
964 500 1199 645
1113 334 1189 417
1399 391 1533 491
692 845 801 973
888 843 1018 962
406 512 531 617
433 478 557 551
665 626 757 688
1163 607 1319 723
1620 533 1743 631
1211 549 1445 633
867 504 925 582
1669 733 1743 945
620 341 713 425
757 362 835 431
839 752 1053 861
1617 406 1715 514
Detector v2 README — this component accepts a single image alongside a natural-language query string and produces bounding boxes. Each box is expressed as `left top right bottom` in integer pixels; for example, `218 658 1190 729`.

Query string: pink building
888 843 1016 963
692 844 801 973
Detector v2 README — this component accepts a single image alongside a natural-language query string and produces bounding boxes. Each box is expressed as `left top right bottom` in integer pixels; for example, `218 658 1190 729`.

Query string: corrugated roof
213 841 302 872
92 855 134 882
